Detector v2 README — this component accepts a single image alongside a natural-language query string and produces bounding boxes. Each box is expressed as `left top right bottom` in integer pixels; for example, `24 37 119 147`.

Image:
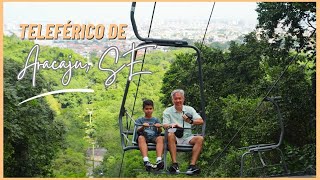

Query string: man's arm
182 107 204 125
191 117 204 125
163 108 181 128
191 107 203 125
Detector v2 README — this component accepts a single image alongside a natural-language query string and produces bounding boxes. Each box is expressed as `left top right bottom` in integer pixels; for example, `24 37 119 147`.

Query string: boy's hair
143 99 154 109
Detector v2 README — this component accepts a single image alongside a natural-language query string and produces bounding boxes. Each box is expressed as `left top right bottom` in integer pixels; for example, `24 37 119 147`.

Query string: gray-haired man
163 89 204 175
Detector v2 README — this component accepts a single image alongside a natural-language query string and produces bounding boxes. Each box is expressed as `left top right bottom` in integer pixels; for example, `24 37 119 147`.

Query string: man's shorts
176 135 195 145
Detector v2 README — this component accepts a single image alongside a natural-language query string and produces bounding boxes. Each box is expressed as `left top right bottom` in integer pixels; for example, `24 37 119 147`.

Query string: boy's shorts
176 135 194 145
139 135 159 144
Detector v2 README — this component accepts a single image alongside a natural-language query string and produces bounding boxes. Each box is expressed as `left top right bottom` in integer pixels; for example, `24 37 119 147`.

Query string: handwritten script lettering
98 43 157 87
18 43 157 88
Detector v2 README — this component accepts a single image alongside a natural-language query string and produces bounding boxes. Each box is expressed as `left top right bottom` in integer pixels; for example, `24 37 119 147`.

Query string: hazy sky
4 2 258 24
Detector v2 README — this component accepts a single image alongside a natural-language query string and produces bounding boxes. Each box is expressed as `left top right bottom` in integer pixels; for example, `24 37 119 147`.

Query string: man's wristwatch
189 119 194 124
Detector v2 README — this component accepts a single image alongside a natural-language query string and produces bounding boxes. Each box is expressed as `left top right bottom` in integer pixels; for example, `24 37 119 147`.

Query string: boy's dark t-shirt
135 117 161 142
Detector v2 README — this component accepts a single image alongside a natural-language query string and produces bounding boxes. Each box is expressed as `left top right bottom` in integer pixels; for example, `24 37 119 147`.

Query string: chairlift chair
117 2 207 176
239 96 289 177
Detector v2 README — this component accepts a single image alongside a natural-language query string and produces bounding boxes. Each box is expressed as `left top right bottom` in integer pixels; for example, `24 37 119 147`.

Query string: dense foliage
160 2 315 177
4 47 65 177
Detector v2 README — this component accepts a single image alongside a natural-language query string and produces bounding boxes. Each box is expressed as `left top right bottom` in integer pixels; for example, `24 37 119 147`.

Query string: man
136 99 164 172
163 89 204 175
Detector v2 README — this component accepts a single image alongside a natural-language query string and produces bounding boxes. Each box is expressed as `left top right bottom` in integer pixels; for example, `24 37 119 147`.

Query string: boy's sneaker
169 163 180 174
186 165 200 175
144 161 153 172
155 160 164 171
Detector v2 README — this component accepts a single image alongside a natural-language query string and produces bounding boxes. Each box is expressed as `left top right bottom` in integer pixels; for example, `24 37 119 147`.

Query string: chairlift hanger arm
131 2 188 47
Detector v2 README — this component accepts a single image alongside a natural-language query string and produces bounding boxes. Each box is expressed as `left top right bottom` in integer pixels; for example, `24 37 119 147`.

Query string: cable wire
131 2 156 117
119 3 157 177
200 2 216 51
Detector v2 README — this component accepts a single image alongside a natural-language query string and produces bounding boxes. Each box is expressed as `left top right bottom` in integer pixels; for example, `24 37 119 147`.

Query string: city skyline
4 2 258 24
4 2 259 58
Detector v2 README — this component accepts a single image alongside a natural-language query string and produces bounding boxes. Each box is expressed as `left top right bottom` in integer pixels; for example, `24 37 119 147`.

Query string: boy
135 99 164 172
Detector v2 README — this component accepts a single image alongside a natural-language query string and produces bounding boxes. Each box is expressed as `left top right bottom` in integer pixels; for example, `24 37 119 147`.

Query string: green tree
4 58 65 177
161 28 315 176
51 148 87 177
256 2 316 52
256 2 316 103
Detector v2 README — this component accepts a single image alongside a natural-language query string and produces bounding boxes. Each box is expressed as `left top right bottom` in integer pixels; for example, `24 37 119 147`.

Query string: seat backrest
132 124 139 145
263 96 284 148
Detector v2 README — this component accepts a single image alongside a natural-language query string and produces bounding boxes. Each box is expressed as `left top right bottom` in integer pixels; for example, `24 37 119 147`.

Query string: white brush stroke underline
18 89 94 105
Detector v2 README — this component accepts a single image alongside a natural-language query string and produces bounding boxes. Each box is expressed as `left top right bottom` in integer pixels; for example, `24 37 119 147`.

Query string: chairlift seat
132 125 194 151
248 143 277 152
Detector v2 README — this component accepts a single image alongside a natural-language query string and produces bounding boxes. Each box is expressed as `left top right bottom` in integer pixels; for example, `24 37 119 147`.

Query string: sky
4 2 258 24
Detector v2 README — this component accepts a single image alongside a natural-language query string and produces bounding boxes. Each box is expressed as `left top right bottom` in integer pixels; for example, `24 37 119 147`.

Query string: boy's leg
155 136 164 157
138 135 154 171
155 136 164 170
138 135 148 157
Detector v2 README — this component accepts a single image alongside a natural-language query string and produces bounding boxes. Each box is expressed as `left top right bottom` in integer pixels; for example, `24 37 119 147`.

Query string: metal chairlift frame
117 2 207 174
239 96 288 177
